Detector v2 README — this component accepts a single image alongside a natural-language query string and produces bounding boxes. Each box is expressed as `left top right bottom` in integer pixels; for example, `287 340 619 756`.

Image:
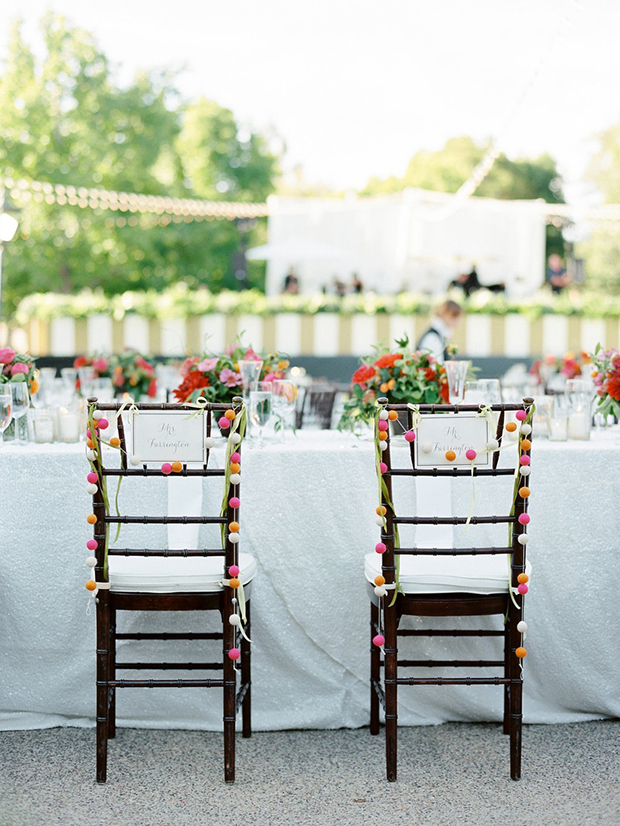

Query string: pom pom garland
465 449 477 461
517 573 529 584
86 449 97 462
388 410 398 422
374 575 385 586
374 585 388 597
379 441 388 452
219 417 231 430
376 505 387 516
230 452 241 464
110 437 121 447
517 583 529 595
171 461 183 473
517 533 529 545
520 423 532 435
515 410 527 421
379 431 388 441
518 513 530 525
86 439 95 449
375 515 385 526
85 580 97 591
230 432 242 444
87 539 98 551
161 463 172 475
229 578 240 589
86 483 98 495
205 437 216 449
519 486 531 498
375 542 386 554
378 420 389 432
98 418 109 430
229 521 240 532
229 565 240 577
404 430 415 442
86 556 97 568
229 497 240 509
87 472 98 484
445 450 456 462
229 614 241 626
229 533 240 544
228 648 241 660
130 455 141 466
487 439 499 451
379 462 388 474
519 466 531 477
372 634 385 647
87 514 97 524
515 647 527 658
520 439 532 451
92 411 103 421
230 473 241 485
379 410 389 420
519 455 531 465
230 462 241 474
505 422 517 433
422 443 433 454
517 621 528 633
225 409 236 421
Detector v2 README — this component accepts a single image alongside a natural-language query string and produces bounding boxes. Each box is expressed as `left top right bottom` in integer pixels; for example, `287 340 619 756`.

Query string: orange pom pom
85 580 97 591
506 422 517 433
387 410 398 421
515 647 527 658
171 461 183 473
229 577 240 589
229 521 240 533
87 514 97 524
445 450 456 461
225 409 236 421
376 505 387 516
374 575 385 586
86 439 95 449
520 439 532 451
230 462 241 474
30 378 39 395
110 436 121 447
519 486 530 498
378 431 388 441
517 573 529 584
380 382 389 393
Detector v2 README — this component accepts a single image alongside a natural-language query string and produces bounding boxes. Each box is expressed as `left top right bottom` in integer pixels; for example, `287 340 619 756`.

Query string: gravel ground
0 721 619 826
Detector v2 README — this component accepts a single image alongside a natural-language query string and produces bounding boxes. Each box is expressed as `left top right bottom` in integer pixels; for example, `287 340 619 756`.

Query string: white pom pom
229 532 240 544
229 614 241 626
379 441 388 452
421 442 433 454
519 466 531 477
230 432 241 444
205 437 216 449
86 483 98 495
375 515 384 526
517 620 528 633
518 533 529 545
374 585 388 597
379 410 389 420
86 556 97 568
520 423 532 435
92 410 103 421
128 454 140 466
487 439 499 451
86 449 97 462
230 473 241 485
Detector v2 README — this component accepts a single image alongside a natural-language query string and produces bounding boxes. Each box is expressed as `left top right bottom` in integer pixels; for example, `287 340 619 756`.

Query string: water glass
271 379 298 436
249 390 272 448
548 396 569 441
9 382 30 444
30 408 56 443
444 360 470 404
238 360 263 401
0 390 12 446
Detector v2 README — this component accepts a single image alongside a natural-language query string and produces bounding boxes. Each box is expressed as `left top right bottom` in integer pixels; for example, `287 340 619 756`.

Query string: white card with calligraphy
130 410 206 463
414 414 490 467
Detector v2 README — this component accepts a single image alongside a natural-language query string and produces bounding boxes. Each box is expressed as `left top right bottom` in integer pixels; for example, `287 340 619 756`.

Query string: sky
1 0 619 207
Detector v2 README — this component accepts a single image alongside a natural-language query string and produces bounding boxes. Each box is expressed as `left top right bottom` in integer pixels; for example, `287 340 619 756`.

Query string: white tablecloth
1 430 619 731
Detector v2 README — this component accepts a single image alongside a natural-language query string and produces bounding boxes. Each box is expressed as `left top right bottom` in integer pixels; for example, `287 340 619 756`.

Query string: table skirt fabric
1 433 619 731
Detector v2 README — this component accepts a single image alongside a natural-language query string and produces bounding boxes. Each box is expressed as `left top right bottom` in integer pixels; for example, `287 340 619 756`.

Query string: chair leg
384 601 398 782
108 607 116 739
370 601 380 735
223 614 237 783
241 601 252 739
96 593 111 784
509 665 523 781
503 627 510 735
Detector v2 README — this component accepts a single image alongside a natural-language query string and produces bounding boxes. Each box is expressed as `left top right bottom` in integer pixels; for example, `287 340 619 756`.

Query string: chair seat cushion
364 552 531 595
109 552 257 593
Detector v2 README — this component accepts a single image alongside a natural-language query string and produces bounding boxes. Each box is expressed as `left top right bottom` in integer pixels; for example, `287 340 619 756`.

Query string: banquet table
1 429 619 732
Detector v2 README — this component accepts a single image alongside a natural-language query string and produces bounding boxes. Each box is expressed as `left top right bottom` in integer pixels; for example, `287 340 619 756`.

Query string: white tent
260 189 546 298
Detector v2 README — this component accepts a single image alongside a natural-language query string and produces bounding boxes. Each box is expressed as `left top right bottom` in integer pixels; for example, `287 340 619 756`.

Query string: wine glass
444 360 470 403
9 382 30 444
272 379 298 437
249 390 272 448
238 360 263 401
0 390 12 446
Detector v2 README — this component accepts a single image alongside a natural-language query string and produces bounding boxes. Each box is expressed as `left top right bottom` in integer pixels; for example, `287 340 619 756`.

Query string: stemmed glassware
271 379 298 438
249 390 272 448
444 360 470 404
238 359 263 402
9 382 30 444
0 389 12 446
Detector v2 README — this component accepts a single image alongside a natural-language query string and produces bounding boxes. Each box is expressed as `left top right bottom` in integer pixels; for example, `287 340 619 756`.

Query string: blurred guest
416 300 463 363
450 266 505 296
351 273 364 293
282 267 300 295
546 254 571 293
333 277 347 298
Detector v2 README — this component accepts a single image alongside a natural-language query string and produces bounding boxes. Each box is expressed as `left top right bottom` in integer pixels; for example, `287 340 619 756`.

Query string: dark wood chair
296 383 338 429
85 397 252 783
369 398 534 781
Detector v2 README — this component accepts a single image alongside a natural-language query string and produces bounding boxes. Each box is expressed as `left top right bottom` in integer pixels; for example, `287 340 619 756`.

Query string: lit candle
549 417 568 441
59 410 80 442
34 418 55 443
568 411 591 441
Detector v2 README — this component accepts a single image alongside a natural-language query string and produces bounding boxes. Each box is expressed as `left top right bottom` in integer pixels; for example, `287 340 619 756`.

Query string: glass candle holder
58 405 80 443
30 409 56 443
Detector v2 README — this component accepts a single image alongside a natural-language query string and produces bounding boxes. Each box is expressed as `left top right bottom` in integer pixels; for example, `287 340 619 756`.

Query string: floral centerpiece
529 351 590 385
339 336 450 431
590 346 620 418
173 345 289 404
0 347 38 393
111 350 158 398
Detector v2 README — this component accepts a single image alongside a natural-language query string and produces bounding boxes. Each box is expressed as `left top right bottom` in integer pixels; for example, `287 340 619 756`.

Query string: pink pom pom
517 583 529 595
98 418 109 430
86 428 92 439
229 565 240 577
229 497 240 509
161 463 172 475
465 449 477 461
518 513 530 525
404 430 415 443
87 472 98 484
372 634 385 647
379 462 388 474
228 647 240 660
378 420 389 431
375 542 386 554
219 416 231 429
519 455 531 465
87 539 98 551
515 410 527 421
230 452 241 464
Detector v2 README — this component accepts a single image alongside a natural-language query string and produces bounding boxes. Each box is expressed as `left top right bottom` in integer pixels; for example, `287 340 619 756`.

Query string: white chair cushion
109 552 256 593
365 552 532 595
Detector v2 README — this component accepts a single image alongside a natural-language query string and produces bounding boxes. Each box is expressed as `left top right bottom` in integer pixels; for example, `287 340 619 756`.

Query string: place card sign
414 413 490 468
130 410 205 463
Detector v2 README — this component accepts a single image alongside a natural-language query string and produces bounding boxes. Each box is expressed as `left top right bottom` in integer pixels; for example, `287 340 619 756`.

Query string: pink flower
92 357 108 373
197 358 219 372
219 368 242 388
113 373 124 387
262 371 278 384
10 362 28 376
243 347 262 362
0 348 16 365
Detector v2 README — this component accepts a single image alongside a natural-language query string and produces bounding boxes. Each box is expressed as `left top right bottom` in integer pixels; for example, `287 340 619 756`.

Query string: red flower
424 367 436 381
146 378 158 398
173 372 210 402
352 364 376 385
441 381 450 402
74 356 89 368
605 374 620 401
374 353 403 370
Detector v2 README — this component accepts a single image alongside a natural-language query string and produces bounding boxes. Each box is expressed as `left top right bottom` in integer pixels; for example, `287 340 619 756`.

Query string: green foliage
0 14 278 314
